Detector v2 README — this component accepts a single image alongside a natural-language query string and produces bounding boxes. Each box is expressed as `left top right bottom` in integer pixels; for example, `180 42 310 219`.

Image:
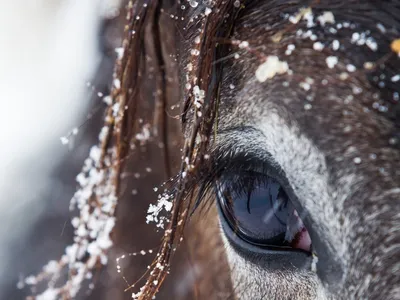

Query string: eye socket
216 175 312 252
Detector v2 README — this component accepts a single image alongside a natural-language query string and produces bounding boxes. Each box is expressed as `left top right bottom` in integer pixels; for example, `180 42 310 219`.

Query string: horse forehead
214 0 400 168
216 28 399 188
218 76 399 188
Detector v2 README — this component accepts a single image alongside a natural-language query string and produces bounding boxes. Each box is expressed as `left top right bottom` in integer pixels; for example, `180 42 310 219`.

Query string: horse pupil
220 178 293 247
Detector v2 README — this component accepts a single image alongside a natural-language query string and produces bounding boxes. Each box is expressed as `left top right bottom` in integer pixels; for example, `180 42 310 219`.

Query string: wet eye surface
216 175 312 252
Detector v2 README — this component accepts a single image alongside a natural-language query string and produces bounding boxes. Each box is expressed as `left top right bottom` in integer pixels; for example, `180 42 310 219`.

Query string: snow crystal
60 136 69 145
36 288 60 300
113 79 121 89
317 11 335 26
376 23 386 33
332 40 340 51
135 124 151 142
304 103 312 110
146 192 173 228
346 64 356 72
102 95 112 105
285 44 295 55
115 47 124 59
339 72 349 80
313 41 324 51
300 82 311 91
326 56 338 69
112 102 120 117
255 56 289 82
71 217 80 228
188 0 198 8
193 85 205 109
89 145 101 162
303 9 314 28
366 38 378 51
98 126 109 141
190 49 200 56
238 41 249 49
289 7 313 26
25 276 37 285
351 32 378 51
132 291 143 299
391 74 400 82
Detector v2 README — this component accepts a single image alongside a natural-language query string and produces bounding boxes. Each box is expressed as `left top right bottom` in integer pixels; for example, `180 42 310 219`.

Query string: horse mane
101 0 236 298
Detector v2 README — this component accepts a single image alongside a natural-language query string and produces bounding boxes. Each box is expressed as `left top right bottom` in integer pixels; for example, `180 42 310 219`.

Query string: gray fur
179 1 400 299
211 5 399 300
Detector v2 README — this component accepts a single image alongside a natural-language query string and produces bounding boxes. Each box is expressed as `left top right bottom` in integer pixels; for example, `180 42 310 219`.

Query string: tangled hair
101 0 239 299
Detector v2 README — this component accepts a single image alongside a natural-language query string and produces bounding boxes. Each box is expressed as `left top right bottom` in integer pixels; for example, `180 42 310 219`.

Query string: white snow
255 56 289 82
313 42 324 51
317 11 335 26
391 75 400 82
326 56 338 69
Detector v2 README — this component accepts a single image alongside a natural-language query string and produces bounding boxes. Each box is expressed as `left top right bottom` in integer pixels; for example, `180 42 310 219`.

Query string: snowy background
0 0 121 297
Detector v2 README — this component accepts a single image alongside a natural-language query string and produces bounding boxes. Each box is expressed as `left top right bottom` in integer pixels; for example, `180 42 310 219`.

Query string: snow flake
346 64 356 72
391 74 400 82
255 56 289 82
326 56 338 69
285 44 295 55
60 136 69 145
332 40 340 51
317 11 335 26
115 47 124 59
313 41 324 51
188 0 198 8
238 41 249 49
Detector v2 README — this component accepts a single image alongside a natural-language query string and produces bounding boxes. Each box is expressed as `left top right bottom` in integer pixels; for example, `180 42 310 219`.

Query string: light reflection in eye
217 177 312 251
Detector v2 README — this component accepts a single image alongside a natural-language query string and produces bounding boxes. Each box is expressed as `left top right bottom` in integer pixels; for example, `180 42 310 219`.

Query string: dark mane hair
102 0 238 298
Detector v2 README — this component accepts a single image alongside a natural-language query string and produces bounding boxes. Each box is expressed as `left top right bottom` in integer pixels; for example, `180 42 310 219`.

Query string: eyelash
188 153 285 215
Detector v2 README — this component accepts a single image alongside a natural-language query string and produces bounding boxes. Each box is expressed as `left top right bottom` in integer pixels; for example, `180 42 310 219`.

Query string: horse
105 0 400 298
24 0 400 299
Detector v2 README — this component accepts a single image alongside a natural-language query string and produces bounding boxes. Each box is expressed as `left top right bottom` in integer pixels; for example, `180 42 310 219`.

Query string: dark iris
217 176 311 251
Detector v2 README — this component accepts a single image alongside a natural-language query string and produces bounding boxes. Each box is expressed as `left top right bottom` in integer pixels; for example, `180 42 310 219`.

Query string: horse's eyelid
210 148 284 181
189 140 287 214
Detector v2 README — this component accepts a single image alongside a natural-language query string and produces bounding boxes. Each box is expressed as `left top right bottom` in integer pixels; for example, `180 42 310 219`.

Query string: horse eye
217 177 312 252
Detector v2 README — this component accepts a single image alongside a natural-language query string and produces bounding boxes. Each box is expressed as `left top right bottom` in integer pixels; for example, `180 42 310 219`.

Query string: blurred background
0 0 123 298
0 1 193 299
